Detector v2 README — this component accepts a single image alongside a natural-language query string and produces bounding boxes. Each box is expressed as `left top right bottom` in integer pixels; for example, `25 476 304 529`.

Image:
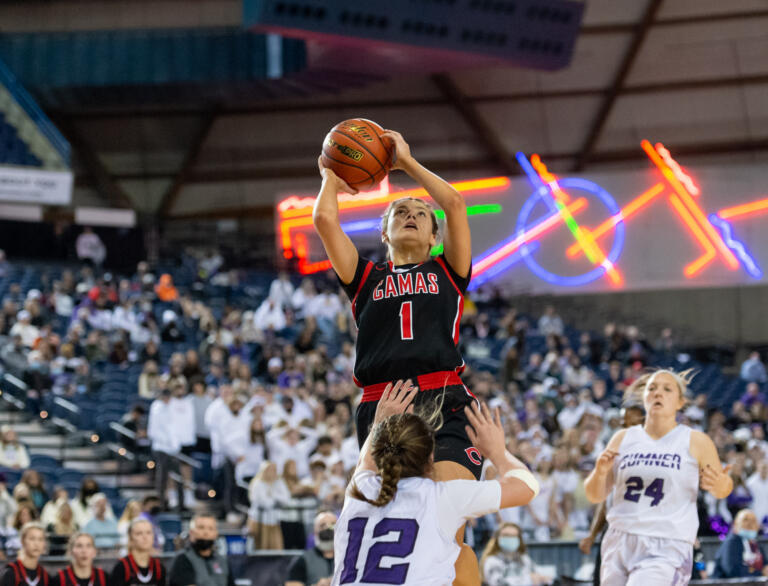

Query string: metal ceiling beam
51 115 133 209
72 136 768 187
573 0 665 172
582 8 768 34
49 71 768 121
431 73 519 176
156 112 216 217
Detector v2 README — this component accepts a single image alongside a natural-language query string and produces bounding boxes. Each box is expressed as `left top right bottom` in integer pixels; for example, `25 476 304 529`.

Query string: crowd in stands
0 247 768 582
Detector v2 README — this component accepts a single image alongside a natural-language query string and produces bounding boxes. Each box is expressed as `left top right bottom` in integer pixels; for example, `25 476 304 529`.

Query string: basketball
320 118 393 191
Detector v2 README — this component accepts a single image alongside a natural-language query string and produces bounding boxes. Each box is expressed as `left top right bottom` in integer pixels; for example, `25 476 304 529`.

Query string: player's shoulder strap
434 254 468 294
119 557 131 582
8 562 20 586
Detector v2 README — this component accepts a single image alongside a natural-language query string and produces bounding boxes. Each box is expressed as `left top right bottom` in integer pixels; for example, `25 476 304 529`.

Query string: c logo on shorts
465 447 482 466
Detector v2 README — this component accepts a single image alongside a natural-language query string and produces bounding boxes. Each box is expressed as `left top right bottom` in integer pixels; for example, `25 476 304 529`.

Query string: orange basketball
320 118 393 191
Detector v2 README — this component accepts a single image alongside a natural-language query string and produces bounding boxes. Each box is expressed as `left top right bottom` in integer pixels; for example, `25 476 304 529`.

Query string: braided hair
350 412 435 507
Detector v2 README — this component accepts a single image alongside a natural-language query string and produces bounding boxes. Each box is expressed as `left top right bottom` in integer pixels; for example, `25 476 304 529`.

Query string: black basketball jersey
340 254 470 387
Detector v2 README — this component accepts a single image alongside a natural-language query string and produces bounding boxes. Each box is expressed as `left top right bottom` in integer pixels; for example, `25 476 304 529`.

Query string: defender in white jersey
584 369 734 586
332 380 538 586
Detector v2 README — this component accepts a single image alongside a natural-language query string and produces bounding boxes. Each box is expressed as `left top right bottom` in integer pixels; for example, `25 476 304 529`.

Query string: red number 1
399 301 413 340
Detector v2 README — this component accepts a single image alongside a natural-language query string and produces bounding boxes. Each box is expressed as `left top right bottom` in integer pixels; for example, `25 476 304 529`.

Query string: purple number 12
340 517 420 584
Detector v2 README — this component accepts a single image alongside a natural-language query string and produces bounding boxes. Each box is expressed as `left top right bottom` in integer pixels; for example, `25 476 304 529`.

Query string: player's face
383 201 436 252
22 529 46 558
643 373 684 416
71 535 96 566
130 521 155 552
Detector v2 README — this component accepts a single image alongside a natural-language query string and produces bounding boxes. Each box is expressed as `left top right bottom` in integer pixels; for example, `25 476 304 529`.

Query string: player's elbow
312 208 336 230
442 192 466 214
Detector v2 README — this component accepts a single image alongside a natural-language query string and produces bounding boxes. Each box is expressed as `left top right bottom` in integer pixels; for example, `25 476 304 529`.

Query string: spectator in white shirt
538 305 564 336
233 414 268 484
268 271 295 309
741 351 768 384
0 426 30 469
291 278 316 319
76 227 106 267
557 394 584 431
9 310 39 348
148 389 182 510
52 281 74 318
747 459 768 529
171 382 196 509
304 288 342 322
247 461 290 550
253 298 287 332
266 424 318 479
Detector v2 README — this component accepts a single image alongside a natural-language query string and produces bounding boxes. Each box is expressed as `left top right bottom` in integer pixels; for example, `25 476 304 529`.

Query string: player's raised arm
313 157 359 284
382 130 471 278
691 430 733 499
464 402 538 509
584 428 626 503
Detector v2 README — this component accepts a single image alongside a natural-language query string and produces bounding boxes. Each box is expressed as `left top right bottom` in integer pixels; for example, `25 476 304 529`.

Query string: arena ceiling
3 0 768 221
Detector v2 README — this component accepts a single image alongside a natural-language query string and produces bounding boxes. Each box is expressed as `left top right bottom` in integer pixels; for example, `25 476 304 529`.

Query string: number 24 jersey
607 424 699 544
340 254 469 387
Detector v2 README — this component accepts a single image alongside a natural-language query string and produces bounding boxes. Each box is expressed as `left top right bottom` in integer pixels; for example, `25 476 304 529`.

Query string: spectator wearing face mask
480 522 551 586
169 514 235 586
713 509 768 578
284 511 336 586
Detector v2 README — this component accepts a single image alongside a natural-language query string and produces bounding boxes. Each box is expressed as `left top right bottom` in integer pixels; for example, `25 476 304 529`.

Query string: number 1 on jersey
399 301 413 340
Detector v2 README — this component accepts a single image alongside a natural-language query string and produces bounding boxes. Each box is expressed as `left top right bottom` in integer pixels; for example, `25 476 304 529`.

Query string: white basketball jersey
332 470 501 586
607 424 699 544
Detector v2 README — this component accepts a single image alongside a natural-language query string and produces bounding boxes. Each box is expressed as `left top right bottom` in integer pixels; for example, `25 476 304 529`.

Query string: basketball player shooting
314 129 482 585
584 369 733 585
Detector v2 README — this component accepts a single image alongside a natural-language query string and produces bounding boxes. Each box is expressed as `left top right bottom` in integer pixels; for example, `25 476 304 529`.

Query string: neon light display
717 197 768 220
276 141 768 286
709 215 762 279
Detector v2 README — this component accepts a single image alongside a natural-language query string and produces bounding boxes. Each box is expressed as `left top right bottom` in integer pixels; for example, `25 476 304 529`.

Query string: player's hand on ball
464 401 505 459
374 379 418 424
381 130 413 171
317 156 358 195
595 448 619 476
700 464 733 499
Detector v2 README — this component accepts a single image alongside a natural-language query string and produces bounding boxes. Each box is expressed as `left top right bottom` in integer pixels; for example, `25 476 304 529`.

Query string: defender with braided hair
331 380 538 586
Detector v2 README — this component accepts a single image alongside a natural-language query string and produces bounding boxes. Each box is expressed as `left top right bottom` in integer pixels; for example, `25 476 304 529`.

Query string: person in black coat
713 509 768 578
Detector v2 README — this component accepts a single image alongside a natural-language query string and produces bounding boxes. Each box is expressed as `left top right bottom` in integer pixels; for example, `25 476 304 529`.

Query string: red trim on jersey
351 261 374 319
360 370 463 402
451 294 463 345
13 562 46 586
434 255 462 296
63 566 103 586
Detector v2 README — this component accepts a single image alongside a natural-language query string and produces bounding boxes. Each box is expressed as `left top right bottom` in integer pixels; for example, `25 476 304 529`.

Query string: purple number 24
340 517 420 584
623 476 665 507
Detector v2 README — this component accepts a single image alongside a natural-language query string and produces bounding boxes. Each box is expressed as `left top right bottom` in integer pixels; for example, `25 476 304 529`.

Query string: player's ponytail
350 413 435 507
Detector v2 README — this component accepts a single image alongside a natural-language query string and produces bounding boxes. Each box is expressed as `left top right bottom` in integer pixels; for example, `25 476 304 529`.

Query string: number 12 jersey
340 255 469 387
607 424 699 544
332 470 500 585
